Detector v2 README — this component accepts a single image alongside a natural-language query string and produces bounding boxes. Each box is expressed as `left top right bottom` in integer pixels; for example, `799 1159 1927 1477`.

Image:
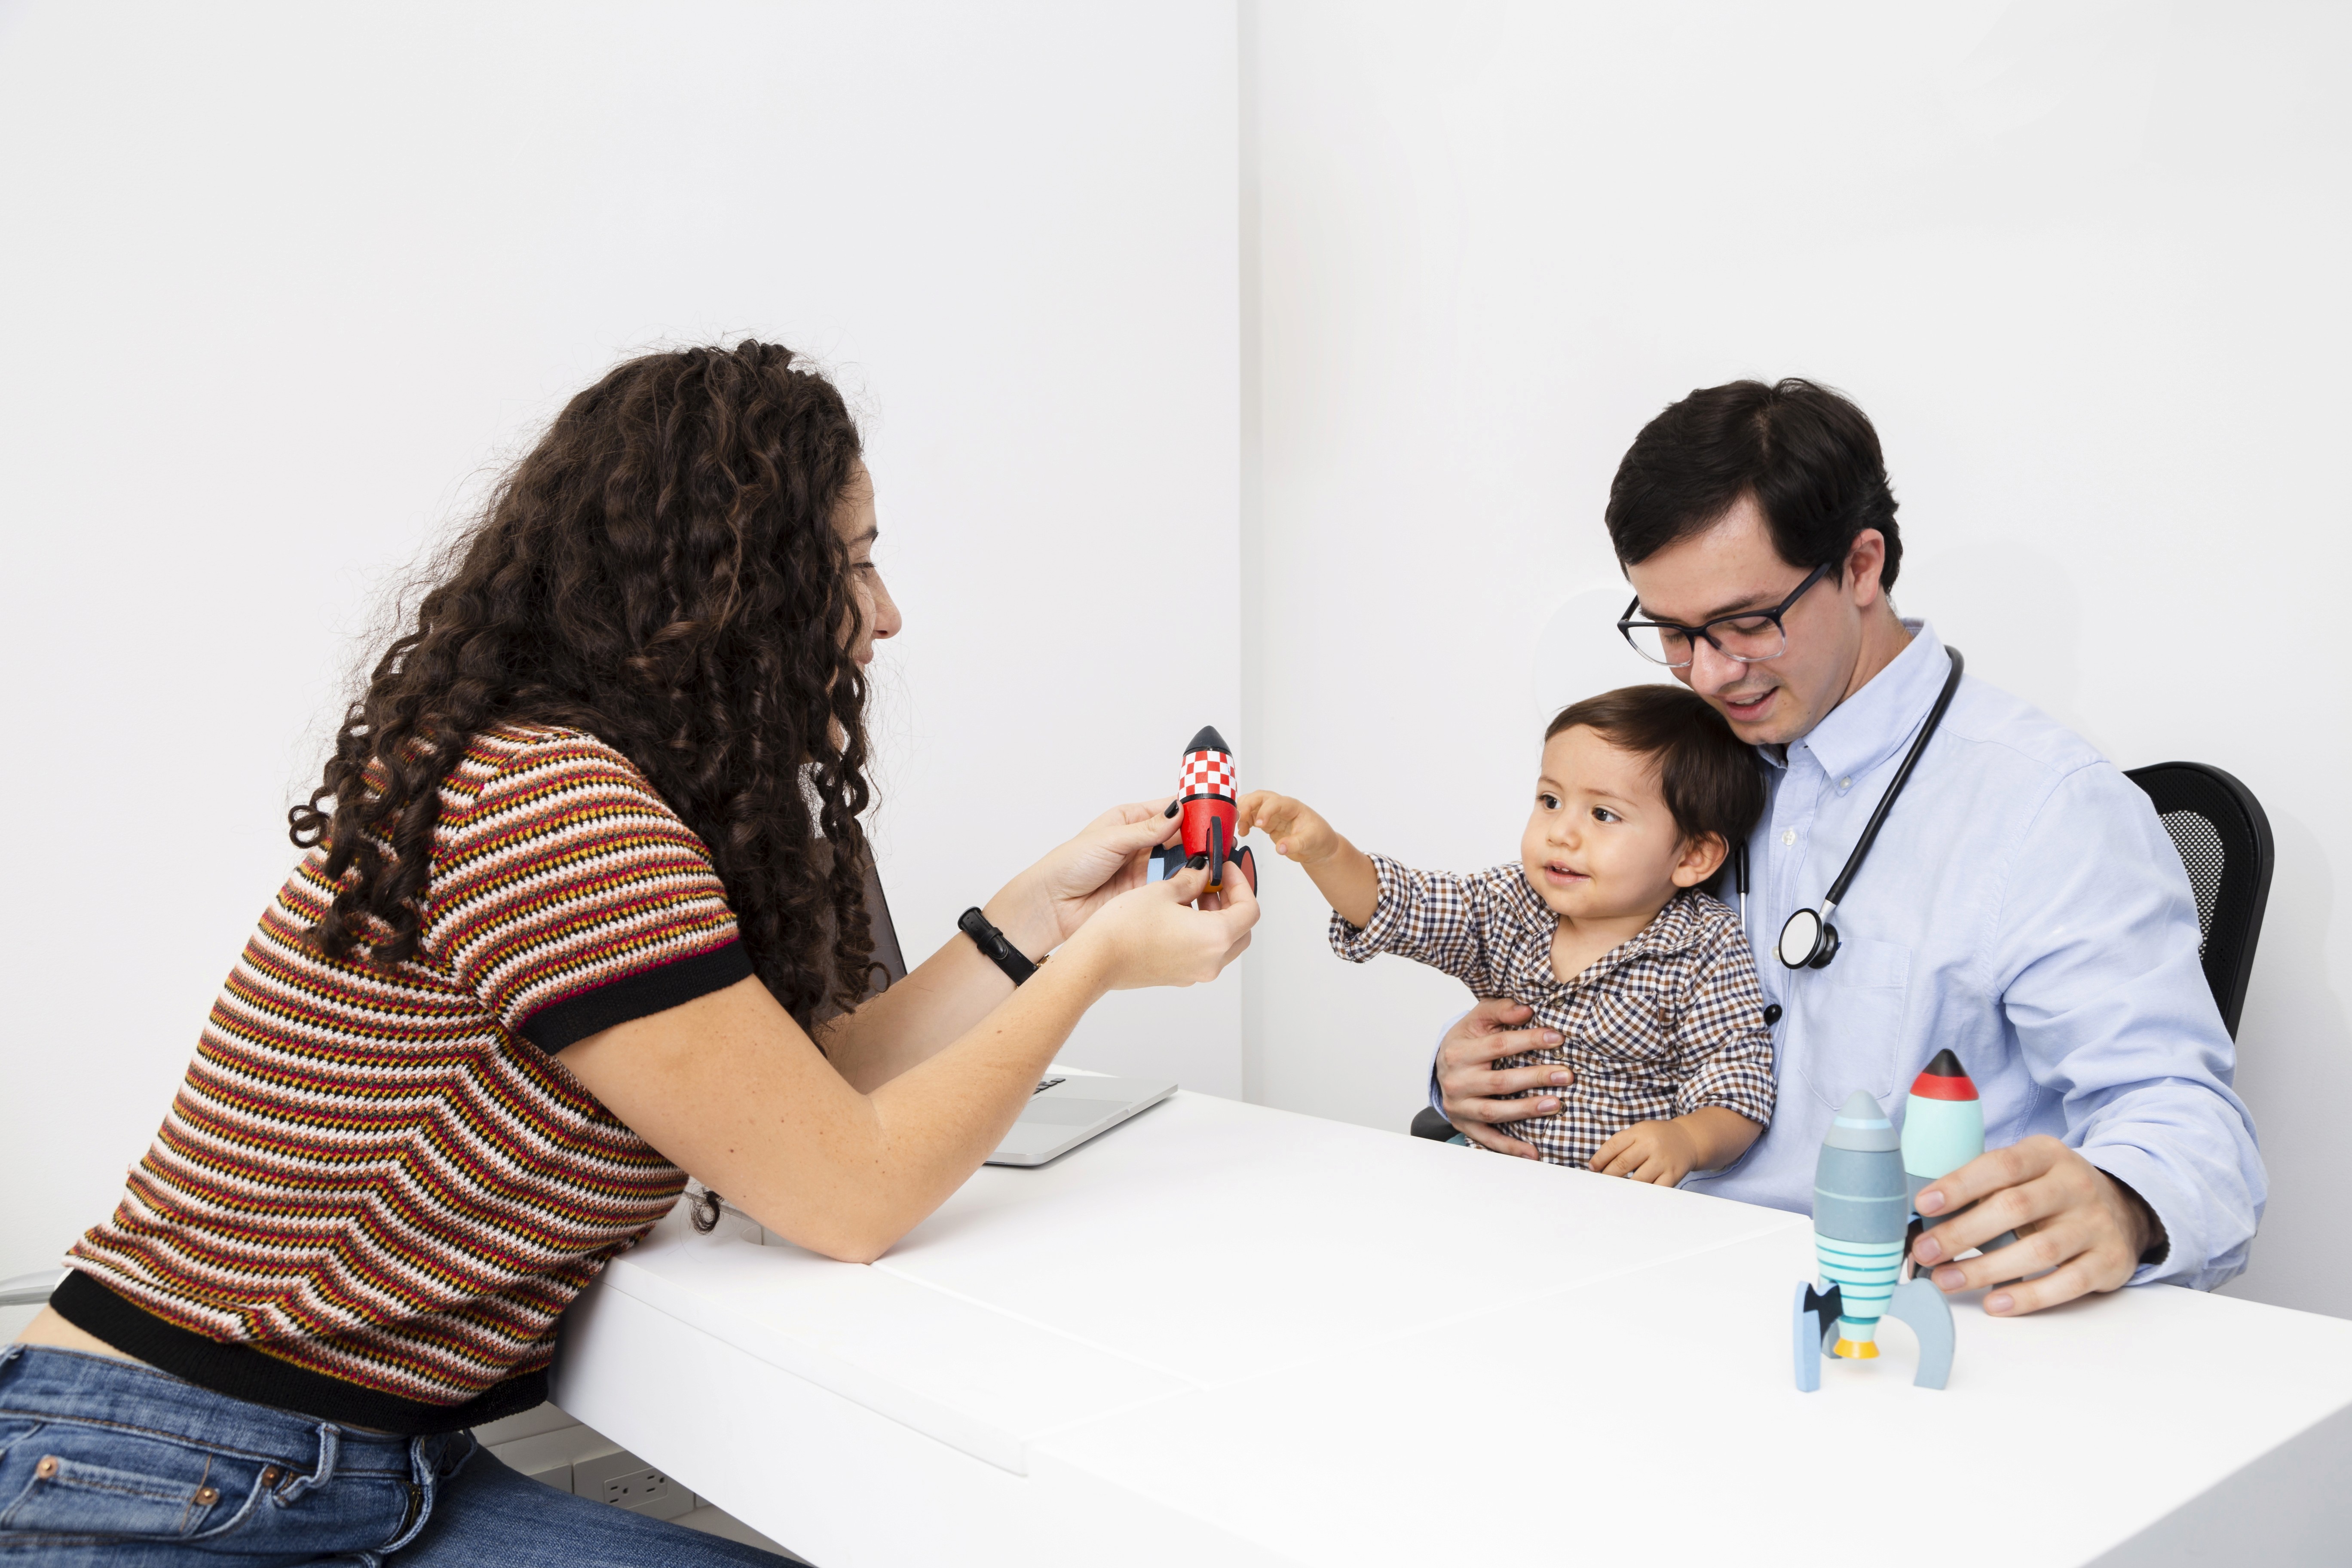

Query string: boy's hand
1234 789 1380 930
1590 1119 1700 1185
1235 791 1341 866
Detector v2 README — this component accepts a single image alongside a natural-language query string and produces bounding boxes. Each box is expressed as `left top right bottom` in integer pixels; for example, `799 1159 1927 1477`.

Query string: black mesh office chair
1407 759 2276 1141
2122 761 2273 1040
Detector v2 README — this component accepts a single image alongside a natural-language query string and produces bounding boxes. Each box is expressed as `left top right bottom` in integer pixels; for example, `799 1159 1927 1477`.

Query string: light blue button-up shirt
1679 621 2263 1289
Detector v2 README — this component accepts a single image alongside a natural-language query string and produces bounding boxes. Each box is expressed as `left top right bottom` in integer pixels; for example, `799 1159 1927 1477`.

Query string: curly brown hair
289 341 878 1026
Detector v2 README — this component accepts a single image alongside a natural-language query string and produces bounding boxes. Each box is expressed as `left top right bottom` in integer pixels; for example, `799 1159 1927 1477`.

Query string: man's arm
1908 763 2263 1311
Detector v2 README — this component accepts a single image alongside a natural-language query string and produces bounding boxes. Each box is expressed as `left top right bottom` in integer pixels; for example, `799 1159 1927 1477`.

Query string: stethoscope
1773 646 1965 971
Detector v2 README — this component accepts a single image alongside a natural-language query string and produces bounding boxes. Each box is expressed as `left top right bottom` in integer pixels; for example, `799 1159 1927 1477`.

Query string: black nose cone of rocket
1924 1047 1967 1080
1185 725 1231 756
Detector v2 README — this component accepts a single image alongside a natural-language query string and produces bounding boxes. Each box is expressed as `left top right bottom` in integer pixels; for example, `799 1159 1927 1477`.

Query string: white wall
1243 1 2352 1319
0 2 1240 1288
7 1 2347 1328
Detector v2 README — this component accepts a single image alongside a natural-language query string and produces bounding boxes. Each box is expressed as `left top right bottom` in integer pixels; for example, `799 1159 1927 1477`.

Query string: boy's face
1520 725 1715 923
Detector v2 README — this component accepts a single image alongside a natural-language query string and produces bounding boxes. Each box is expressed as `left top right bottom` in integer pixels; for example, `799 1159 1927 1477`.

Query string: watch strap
957 907 1039 985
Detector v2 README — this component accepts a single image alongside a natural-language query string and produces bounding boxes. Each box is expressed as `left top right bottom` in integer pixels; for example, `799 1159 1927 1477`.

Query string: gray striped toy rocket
1792 1076 1959 1391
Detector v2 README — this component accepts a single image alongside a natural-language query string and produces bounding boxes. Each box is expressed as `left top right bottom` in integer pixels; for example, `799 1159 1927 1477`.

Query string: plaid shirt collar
1497 872 1713 990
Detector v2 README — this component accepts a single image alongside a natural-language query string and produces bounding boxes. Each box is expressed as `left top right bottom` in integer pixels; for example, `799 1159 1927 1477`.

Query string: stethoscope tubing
1777 644 1965 970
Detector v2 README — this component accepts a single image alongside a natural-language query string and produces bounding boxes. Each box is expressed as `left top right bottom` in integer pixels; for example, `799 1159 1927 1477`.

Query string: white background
4 1 2348 1325
0 2 1240 1299
1243 0 2352 1320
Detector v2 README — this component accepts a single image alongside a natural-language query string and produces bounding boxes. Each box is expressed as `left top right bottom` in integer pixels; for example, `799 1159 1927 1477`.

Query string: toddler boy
1240 685 1774 1183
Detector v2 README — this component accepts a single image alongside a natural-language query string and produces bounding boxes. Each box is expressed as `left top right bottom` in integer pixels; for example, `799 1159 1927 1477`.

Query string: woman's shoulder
436 724 691 846
447 723 657 798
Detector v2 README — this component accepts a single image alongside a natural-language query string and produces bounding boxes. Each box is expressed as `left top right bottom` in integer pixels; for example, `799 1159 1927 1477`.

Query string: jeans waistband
0 1344 458 1479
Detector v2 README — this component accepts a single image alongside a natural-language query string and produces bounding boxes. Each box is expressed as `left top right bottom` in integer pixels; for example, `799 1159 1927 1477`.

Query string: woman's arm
563 864 1252 1264
815 799 1180 1093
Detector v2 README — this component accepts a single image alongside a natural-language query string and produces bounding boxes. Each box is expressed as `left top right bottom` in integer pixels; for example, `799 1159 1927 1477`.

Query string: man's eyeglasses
1617 560 1837 668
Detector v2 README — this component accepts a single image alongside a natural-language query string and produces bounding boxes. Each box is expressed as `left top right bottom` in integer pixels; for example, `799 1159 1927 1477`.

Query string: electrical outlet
572 1448 695 1521
599 1464 674 1510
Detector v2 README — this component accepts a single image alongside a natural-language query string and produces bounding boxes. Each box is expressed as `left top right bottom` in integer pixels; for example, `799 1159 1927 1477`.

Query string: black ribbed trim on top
49 1272 546 1436
521 939 754 1053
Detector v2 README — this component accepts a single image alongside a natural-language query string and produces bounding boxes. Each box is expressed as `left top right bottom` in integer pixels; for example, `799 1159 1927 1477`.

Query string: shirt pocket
1578 984 1676 1069
1793 936 1912 1111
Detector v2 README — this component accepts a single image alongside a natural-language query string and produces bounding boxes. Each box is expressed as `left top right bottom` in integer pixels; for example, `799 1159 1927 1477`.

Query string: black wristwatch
958 907 1040 985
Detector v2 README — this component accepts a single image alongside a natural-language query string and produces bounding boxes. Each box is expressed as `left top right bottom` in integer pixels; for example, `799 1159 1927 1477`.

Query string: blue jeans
0 1345 792 1565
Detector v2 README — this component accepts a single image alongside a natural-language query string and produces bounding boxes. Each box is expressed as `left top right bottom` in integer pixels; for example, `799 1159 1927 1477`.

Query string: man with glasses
1432 378 2261 1312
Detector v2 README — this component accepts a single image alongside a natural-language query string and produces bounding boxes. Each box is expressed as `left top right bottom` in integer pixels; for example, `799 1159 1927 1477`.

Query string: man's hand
1910 1135 2165 1315
1589 1120 1696 1185
1434 998 1569 1159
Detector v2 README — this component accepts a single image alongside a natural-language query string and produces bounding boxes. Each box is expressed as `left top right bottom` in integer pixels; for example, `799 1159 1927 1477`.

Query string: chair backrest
2122 761 2274 1040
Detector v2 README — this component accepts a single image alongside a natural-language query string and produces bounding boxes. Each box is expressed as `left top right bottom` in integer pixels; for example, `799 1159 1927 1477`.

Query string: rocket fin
1793 1282 1823 1393
1792 1282 1843 1392
1889 1278 1955 1390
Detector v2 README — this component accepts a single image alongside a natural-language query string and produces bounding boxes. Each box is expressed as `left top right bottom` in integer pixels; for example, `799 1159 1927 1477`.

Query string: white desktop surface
551 1085 2352 1568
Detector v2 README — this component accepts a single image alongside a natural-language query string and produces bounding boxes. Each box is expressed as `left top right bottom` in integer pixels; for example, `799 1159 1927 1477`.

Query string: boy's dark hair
1605 377 1902 592
1546 685 1764 849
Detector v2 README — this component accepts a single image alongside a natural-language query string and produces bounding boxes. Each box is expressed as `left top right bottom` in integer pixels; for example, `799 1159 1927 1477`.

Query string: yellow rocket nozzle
1831 1338 1878 1360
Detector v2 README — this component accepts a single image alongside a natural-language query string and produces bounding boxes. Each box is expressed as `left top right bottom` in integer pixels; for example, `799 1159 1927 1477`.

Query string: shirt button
1840 777 1852 790
1781 829 1796 846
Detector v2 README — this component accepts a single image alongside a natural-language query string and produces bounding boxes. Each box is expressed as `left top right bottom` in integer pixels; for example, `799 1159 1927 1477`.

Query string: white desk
551 1087 2352 1567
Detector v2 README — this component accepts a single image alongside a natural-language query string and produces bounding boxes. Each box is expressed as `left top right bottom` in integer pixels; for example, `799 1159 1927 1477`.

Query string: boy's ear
1670 830 1729 889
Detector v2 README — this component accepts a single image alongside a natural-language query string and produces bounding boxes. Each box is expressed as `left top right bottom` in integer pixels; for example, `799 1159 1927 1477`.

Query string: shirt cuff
518 939 754 1052
1329 853 1412 964
2080 1142 2185 1286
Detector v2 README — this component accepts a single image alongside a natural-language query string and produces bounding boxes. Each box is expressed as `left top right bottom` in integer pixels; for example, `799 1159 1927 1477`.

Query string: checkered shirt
1331 855 1776 1170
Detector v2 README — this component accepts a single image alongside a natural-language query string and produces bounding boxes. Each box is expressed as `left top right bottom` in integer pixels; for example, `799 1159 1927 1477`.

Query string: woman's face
834 461 901 665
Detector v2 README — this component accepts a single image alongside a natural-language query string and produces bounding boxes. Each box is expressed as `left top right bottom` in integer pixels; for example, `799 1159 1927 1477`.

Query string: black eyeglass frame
1616 559 1839 668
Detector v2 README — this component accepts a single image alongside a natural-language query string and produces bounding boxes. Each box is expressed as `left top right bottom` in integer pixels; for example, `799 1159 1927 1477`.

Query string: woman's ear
1671 831 1728 889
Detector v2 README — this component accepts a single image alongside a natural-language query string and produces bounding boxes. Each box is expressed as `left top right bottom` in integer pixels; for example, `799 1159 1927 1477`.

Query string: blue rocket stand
1792 1280 1955 1391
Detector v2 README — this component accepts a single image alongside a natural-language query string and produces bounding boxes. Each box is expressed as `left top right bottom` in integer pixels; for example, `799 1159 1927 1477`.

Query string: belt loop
276 1421 342 1504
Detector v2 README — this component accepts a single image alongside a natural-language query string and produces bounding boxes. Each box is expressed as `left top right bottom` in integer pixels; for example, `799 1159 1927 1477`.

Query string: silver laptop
986 1075 1177 1167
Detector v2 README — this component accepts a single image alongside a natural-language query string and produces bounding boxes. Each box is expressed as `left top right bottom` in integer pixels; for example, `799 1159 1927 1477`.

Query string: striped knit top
56 726 753 1434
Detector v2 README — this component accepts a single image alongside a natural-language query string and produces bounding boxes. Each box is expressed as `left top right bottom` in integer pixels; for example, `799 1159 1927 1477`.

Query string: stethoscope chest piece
1777 906 1839 970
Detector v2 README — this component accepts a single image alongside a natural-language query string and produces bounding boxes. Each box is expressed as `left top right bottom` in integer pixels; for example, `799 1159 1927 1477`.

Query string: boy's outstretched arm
1235 791 1380 928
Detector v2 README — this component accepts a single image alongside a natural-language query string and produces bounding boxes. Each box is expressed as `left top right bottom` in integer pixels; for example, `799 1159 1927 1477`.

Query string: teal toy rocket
1792 1081 1957 1391
1902 1047 2016 1255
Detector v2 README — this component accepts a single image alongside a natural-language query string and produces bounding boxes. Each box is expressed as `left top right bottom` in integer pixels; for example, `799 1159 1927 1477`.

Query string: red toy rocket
1148 726 1258 895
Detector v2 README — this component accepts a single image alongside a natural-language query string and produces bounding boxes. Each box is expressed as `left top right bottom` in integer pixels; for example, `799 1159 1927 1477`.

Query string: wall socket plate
573 1449 694 1521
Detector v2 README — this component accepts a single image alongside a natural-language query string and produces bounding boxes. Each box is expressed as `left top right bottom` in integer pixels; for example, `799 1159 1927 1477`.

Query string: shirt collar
1499 873 1712 988
1776 618 1951 785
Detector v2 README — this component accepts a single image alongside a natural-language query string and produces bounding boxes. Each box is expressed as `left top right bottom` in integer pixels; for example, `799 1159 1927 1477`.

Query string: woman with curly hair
6 342 1254 1565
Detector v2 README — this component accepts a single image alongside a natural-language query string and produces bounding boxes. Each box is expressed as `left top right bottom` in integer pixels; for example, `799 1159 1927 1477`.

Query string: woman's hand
1057 864 1259 992
984 799 1183 957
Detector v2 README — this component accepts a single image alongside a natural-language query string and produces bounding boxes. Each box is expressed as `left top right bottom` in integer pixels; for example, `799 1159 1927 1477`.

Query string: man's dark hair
1605 378 1902 591
1546 685 1764 849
